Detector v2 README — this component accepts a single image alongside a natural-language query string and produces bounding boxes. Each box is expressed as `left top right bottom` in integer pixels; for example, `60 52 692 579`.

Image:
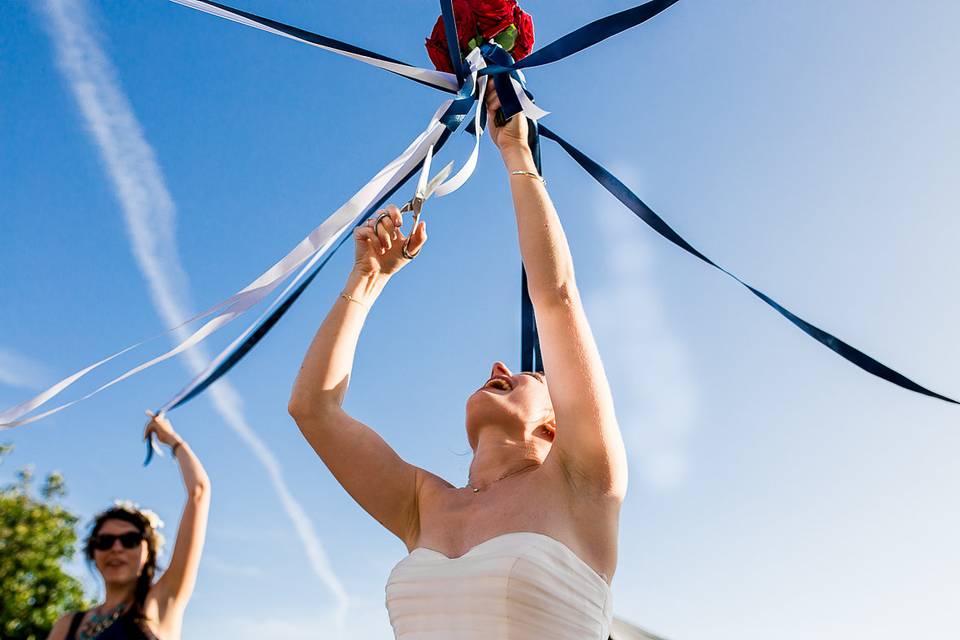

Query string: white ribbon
159 105 455 411
2 22 546 427
511 73 550 121
1 99 457 429
434 49 487 197
169 0 458 93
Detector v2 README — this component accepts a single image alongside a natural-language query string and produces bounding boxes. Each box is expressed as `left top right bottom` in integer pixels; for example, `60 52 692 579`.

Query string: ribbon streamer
2 96 478 429
433 50 487 197
8 0 955 433
481 0 683 75
156 97 487 419
170 0 458 93
520 118 545 374
439 0 466 86
160 99 479 413
539 124 959 405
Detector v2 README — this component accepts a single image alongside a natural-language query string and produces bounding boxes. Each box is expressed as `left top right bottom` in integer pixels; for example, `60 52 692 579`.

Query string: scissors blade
421 161 454 202
414 144 434 201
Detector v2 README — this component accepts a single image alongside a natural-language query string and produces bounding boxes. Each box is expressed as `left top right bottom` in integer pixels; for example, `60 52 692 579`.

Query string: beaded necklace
78 603 126 640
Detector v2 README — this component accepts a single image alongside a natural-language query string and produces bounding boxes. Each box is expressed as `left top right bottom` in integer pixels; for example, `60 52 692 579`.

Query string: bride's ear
537 419 557 442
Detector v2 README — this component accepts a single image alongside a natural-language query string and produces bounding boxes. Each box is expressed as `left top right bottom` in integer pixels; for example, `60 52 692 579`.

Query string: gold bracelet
340 292 367 309
510 170 546 185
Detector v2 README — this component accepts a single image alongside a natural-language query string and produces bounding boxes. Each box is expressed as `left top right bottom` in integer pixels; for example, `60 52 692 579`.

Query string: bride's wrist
500 144 533 168
343 269 390 305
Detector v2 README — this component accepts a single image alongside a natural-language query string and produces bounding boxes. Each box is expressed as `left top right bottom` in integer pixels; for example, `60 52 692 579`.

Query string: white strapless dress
385 532 613 639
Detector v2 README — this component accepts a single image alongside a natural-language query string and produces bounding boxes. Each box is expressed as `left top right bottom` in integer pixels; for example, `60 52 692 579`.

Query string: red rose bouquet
425 0 534 73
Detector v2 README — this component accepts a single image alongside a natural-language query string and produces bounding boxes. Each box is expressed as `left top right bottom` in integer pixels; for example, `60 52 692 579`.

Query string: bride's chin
465 392 504 421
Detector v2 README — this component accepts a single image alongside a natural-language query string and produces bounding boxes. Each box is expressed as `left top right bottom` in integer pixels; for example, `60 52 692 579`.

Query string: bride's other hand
485 78 529 156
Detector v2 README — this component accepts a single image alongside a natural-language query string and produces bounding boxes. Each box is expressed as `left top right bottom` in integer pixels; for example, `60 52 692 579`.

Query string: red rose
425 0 535 72
425 0 477 73
425 19 454 73
472 0 514 40
510 2 535 61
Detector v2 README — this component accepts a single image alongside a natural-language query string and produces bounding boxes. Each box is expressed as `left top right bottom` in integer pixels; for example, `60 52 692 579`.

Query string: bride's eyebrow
520 372 545 383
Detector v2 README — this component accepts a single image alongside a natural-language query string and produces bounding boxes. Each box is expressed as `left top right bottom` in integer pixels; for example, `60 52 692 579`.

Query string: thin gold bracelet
340 292 368 309
510 170 546 185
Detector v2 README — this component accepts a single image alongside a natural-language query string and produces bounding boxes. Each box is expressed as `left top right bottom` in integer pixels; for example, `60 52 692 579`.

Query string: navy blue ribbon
439 0 466 87
145 101 465 465
168 126 460 411
520 118 544 373
153 0 956 447
482 0 682 75
480 43 525 123
538 123 959 405
178 0 459 94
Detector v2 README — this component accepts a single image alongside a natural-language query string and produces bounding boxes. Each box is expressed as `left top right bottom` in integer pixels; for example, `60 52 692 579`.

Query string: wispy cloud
0 347 51 390
202 555 263 578
586 167 697 490
40 0 348 616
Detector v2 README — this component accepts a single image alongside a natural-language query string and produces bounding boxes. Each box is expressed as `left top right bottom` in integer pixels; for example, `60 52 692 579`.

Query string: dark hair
85 506 160 624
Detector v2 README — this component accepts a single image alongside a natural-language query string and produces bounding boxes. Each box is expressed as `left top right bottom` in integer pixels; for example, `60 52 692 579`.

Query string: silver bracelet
510 170 546 185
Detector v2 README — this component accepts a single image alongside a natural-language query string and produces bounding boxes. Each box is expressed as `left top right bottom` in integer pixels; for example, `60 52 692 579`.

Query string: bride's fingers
485 78 498 103
406 221 428 256
485 82 502 113
356 225 382 254
487 94 502 116
376 221 392 252
371 214 395 251
385 204 403 233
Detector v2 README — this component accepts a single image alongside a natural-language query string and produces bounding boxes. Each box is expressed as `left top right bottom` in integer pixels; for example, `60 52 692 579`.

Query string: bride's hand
485 78 529 155
352 204 427 277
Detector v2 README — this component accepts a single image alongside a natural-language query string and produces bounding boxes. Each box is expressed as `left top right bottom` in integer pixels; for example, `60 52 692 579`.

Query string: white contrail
40 0 348 613
0 347 51 390
587 168 697 490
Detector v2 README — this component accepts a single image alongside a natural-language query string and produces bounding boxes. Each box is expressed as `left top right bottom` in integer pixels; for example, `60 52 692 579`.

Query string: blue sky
2 0 959 638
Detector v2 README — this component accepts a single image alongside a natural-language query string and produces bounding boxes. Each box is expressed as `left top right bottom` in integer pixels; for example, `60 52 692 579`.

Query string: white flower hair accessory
111 499 166 556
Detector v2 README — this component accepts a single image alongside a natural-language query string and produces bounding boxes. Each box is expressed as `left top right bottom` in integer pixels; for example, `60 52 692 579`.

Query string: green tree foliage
0 445 90 639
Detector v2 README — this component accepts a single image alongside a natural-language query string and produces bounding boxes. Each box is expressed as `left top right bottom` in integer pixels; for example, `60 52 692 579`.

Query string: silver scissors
397 144 453 258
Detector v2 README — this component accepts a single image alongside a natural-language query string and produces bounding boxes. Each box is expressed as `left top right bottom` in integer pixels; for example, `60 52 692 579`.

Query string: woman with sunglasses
288 81 628 639
47 413 210 640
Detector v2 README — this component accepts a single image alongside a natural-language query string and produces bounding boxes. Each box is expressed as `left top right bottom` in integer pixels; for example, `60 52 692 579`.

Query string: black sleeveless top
65 609 157 640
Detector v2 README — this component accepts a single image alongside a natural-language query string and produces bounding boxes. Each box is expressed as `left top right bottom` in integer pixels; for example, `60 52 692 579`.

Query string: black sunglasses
92 531 144 551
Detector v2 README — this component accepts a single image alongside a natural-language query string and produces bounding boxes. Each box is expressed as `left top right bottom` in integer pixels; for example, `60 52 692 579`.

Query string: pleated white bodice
386 532 613 639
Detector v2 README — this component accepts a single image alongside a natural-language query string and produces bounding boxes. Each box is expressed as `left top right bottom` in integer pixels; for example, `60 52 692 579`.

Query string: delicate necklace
78 603 126 640
466 463 538 493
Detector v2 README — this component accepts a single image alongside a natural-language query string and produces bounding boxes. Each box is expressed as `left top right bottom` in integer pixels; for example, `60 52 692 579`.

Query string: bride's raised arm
288 207 433 547
486 83 628 499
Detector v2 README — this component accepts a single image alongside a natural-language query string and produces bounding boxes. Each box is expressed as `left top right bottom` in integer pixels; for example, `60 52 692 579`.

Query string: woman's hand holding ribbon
485 78 529 158
144 411 184 450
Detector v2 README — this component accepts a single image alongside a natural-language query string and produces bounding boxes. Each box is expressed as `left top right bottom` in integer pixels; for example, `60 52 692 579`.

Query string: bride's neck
469 431 542 489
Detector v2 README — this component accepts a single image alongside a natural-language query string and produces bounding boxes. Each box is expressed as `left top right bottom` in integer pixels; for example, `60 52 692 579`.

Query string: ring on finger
402 241 420 260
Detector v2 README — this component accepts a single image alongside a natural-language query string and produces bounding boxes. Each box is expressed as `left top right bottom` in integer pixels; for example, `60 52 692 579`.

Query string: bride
288 81 628 639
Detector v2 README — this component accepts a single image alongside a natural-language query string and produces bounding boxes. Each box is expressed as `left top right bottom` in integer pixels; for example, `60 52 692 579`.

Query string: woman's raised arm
288 207 433 547
145 413 210 614
486 84 628 499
